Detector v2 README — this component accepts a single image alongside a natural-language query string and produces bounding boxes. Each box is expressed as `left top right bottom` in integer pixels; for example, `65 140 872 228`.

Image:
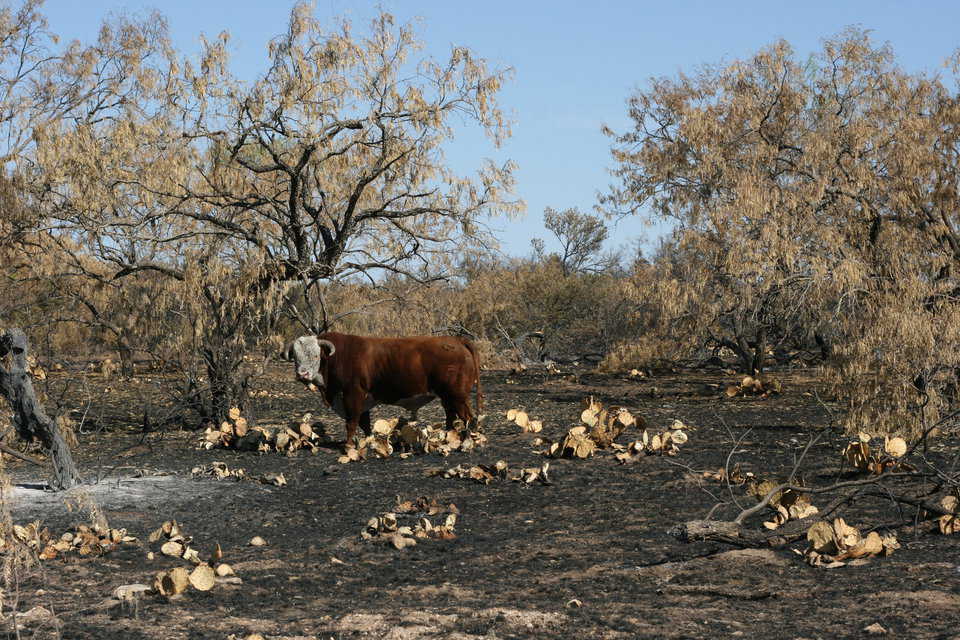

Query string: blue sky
42 1 960 259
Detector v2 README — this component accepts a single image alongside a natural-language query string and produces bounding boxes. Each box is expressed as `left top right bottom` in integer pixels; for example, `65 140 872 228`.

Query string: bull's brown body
291 332 482 446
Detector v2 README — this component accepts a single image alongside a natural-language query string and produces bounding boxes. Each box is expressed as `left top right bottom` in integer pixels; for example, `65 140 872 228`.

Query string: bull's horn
318 339 336 356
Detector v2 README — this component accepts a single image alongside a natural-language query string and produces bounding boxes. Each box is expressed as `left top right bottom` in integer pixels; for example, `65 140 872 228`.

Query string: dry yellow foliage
506 408 542 433
605 28 960 436
361 499 459 549
842 436 914 475
337 418 487 464
802 518 899 567
937 495 959 535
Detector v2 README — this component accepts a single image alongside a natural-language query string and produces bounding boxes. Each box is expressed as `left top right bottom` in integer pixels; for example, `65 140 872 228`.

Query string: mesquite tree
532 207 617 277
605 29 960 435
20 4 516 423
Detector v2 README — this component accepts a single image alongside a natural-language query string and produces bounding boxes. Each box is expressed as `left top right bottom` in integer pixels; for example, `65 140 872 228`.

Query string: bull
285 332 482 446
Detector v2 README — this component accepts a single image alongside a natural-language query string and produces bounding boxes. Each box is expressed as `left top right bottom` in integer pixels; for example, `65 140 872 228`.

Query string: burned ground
3 365 960 639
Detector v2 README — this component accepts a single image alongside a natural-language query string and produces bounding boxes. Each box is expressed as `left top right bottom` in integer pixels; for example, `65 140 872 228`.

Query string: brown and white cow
285 332 482 446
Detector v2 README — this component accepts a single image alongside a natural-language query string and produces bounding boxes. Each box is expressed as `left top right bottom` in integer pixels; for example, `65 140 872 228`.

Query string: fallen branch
670 485 955 549
0 443 44 466
734 471 921 526
670 511 831 549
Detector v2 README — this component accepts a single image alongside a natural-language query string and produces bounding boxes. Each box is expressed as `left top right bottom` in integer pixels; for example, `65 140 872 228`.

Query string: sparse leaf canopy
2 2 518 424
31 3 518 288
605 28 960 434
537 206 615 276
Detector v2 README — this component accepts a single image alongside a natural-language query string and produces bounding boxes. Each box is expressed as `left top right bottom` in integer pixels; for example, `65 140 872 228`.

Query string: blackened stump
0 328 81 490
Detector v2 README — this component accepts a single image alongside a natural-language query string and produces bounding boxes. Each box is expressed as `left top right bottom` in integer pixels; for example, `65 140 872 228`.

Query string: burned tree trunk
201 344 249 427
0 328 81 490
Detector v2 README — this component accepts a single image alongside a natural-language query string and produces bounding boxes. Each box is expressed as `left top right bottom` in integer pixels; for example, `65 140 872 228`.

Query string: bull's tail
459 337 483 415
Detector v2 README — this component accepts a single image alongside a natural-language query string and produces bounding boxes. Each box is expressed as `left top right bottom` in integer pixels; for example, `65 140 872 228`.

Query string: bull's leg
441 397 473 430
454 397 474 428
359 411 372 436
440 399 455 430
343 416 360 450
342 389 368 450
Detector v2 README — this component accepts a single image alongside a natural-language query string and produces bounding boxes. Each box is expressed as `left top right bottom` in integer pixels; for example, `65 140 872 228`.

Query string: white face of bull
287 335 336 388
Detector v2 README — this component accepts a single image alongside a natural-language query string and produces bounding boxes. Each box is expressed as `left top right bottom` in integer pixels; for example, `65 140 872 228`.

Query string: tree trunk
0 328 82 490
117 331 135 378
730 325 766 373
731 311 757 374
814 332 832 361
203 347 249 426
750 328 767 374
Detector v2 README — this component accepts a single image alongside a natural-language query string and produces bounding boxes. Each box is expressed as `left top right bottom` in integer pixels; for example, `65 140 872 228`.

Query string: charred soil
2 365 959 639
